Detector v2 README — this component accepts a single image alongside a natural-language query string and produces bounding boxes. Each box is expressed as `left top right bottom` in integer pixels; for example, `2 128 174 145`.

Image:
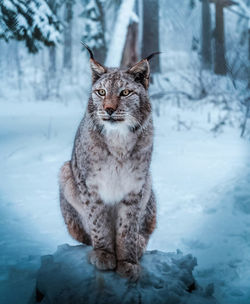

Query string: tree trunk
63 0 73 70
201 0 212 70
120 21 139 68
0 41 2 80
248 28 250 89
120 0 139 68
93 0 107 64
105 0 135 67
49 0 57 77
14 41 22 90
49 46 56 76
141 0 160 73
214 2 227 75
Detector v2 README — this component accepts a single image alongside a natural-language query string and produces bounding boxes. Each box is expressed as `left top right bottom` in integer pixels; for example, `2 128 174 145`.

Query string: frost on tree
0 0 61 53
81 0 107 64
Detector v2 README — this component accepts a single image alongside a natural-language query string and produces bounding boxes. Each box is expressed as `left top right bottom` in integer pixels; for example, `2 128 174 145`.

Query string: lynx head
83 43 160 135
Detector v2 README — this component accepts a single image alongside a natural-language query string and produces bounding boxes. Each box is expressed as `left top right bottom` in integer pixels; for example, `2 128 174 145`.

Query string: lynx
59 44 157 281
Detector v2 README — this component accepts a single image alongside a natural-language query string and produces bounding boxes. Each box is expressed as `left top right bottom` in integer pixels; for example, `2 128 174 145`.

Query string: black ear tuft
145 51 161 62
81 41 94 60
81 41 107 83
127 52 161 89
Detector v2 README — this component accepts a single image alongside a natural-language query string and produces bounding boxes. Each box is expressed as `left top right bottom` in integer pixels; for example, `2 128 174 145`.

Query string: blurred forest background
0 0 249 136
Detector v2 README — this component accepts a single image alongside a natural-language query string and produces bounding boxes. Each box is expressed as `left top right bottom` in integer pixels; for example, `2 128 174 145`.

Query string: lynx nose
105 107 115 116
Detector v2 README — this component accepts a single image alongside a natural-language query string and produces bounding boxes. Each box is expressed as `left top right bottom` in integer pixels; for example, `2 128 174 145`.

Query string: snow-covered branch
0 0 62 53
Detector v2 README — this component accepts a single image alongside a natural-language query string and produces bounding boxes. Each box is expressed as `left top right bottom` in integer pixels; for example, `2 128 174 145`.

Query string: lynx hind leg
60 192 91 245
59 162 91 245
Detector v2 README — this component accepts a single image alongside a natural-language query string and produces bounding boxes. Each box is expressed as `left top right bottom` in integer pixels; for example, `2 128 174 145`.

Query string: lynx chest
86 156 144 205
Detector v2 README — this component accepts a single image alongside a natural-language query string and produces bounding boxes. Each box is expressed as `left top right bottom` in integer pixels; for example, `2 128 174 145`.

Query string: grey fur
59 58 156 281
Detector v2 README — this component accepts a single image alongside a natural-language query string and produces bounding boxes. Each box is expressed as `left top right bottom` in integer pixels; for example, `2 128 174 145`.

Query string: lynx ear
127 52 161 89
81 42 106 83
90 59 106 83
127 59 150 89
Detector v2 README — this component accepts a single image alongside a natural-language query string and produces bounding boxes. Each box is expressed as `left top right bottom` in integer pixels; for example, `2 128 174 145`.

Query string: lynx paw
89 249 116 270
116 261 140 281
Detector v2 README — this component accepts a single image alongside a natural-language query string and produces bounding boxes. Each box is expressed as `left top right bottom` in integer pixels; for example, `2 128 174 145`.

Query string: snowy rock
29 244 217 304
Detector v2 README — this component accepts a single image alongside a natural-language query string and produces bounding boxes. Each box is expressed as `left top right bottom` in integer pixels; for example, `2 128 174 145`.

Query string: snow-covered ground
0 96 250 304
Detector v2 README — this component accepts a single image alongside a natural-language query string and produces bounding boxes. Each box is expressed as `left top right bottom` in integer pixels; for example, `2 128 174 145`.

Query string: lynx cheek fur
59 45 157 281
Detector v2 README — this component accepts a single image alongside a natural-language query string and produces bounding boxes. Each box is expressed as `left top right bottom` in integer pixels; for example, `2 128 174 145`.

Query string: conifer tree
0 0 61 53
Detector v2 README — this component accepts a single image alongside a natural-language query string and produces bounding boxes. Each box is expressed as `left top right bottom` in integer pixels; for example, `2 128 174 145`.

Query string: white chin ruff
103 120 130 136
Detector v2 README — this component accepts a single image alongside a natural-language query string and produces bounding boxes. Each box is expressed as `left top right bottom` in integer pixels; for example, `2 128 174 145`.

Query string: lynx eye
120 89 131 97
97 89 106 96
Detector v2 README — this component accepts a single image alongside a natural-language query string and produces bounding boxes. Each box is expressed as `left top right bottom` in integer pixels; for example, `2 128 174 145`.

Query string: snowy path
0 100 250 303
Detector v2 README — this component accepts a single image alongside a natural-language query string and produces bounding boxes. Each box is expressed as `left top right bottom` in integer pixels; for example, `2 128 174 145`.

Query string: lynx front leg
59 162 116 270
88 204 116 270
116 197 143 281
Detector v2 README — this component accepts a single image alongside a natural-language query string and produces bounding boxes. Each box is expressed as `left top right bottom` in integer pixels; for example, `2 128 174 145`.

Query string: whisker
124 113 143 129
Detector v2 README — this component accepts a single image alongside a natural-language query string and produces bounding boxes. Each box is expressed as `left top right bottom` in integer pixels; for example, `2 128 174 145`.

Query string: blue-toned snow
0 95 250 303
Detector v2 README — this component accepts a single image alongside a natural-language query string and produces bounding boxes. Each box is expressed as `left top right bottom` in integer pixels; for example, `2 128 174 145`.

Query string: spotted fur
59 54 157 281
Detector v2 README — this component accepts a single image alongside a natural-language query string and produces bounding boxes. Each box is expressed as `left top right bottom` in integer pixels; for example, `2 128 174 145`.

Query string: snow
0 93 250 303
29 244 216 304
3 0 17 12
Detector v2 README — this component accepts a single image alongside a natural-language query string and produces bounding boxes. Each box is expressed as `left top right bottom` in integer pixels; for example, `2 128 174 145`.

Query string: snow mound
29 244 217 304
